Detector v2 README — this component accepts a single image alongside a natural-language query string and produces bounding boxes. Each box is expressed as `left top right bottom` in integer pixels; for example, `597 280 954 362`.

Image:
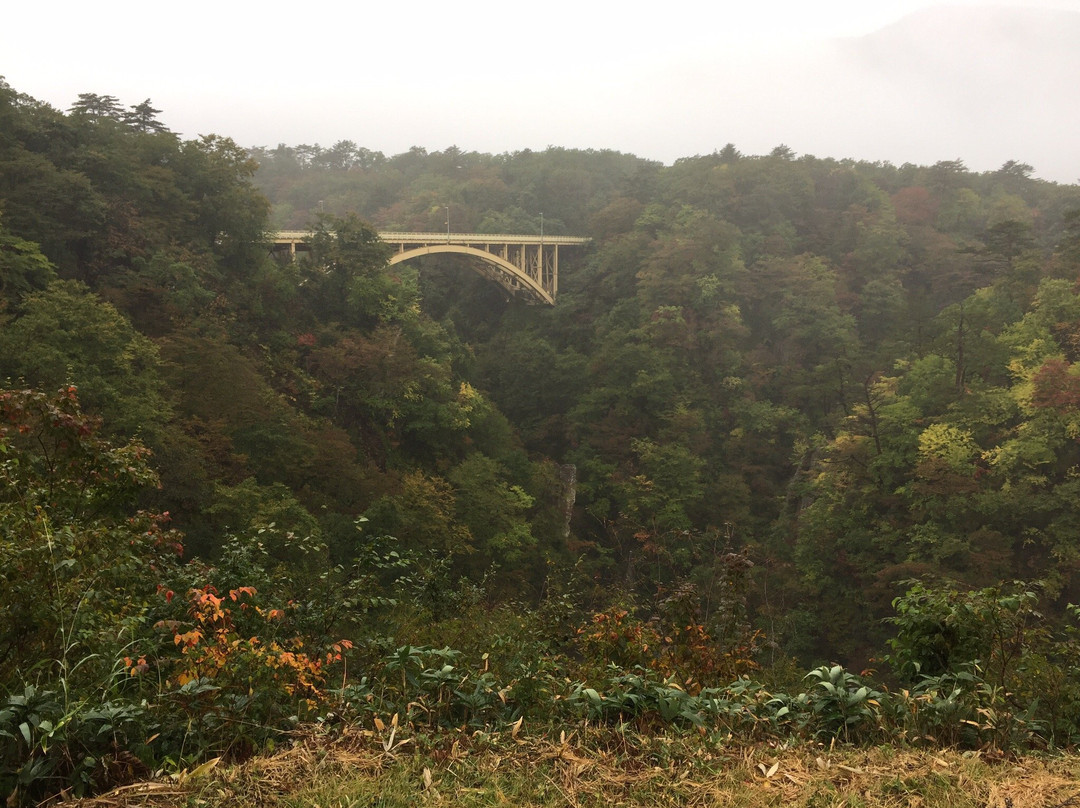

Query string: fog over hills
837 6 1080 179
639 6 1080 181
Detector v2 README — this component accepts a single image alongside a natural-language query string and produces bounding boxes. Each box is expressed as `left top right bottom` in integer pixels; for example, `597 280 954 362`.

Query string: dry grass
58 725 1080 808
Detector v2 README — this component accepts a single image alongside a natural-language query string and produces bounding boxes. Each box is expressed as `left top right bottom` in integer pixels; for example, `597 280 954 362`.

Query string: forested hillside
4 79 1080 803
250 138 1080 660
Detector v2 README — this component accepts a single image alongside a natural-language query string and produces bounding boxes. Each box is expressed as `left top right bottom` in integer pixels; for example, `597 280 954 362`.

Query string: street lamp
540 212 544 243
445 205 450 243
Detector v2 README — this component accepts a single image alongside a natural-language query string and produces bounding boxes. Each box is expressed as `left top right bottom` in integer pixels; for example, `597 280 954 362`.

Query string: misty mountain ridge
659 4 1079 182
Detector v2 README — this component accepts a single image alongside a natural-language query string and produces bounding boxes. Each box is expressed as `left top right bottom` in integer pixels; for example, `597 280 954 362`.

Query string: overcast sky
5 0 1079 182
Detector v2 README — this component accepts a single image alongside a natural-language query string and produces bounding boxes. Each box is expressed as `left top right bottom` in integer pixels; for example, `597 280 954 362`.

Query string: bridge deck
272 231 589 247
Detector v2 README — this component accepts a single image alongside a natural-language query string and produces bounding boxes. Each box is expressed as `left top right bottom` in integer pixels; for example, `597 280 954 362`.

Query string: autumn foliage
166 585 352 706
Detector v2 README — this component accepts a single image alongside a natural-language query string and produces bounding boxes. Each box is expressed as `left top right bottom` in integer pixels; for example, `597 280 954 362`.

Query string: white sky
4 0 1080 181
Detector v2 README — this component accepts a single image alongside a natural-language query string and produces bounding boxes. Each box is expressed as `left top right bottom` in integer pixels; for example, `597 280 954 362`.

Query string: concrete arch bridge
271 230 590 305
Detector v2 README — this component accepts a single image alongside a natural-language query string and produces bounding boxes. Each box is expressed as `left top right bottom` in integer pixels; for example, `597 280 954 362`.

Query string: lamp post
540 212 544 243
445 205 450 243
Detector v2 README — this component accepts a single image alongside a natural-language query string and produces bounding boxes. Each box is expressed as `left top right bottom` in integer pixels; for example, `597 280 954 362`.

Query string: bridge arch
271 230 590 304
388 244 554 305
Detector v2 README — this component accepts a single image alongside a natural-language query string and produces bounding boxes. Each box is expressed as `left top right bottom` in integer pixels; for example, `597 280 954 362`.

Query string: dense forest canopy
5 78 1080 802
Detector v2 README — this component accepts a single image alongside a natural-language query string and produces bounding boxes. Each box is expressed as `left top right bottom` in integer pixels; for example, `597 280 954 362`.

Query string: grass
61 724 1080 808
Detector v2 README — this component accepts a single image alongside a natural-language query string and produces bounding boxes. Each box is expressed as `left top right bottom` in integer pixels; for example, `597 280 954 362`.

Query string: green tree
123 99 169 133
0 280 168 439
68 92 124 120
175 134 270 268
363 470 474 557
0 387 181 683
0 220 55 308
303 213 403 327
757 254 860 419
449 453 536 572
